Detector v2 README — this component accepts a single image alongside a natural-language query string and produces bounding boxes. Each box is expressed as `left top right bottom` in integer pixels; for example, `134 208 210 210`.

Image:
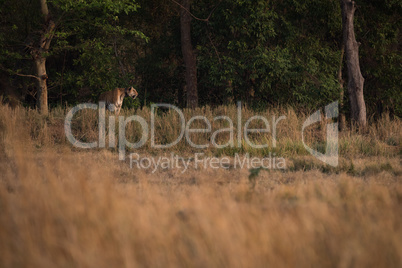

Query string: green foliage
0 0 400 116
53 0 140 14
0 0 146 105
190 0 343 109
74 39 119 88
356 1 402 116
52 0 147 102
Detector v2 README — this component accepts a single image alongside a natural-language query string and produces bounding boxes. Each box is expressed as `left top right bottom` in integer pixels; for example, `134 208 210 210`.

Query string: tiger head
125 86 138 100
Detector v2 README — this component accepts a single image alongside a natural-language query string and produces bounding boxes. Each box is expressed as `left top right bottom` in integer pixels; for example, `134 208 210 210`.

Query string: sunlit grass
0 104 401 267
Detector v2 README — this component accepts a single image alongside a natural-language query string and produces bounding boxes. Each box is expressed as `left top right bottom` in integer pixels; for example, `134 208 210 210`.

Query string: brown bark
338 45 346 131
34 58 49 115
341 0 366 127
180 0 198 109
32 0 55 115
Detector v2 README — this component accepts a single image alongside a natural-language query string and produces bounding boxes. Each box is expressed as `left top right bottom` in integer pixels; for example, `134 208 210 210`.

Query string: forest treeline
0 0 400 118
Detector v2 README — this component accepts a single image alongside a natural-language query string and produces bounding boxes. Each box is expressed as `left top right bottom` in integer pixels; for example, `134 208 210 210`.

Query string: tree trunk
180 0 198 109
338 45 346 131
340 0 366 127
35 58 49 114
32 0 55 115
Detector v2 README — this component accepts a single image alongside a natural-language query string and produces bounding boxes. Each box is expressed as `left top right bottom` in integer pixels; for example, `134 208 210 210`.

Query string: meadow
0 103 401 267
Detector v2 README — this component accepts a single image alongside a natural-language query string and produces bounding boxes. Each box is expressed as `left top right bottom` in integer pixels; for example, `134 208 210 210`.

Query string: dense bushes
0 0 400 116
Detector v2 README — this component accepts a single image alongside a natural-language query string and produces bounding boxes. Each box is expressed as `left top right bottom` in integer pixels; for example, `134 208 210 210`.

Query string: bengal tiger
98 87 138 115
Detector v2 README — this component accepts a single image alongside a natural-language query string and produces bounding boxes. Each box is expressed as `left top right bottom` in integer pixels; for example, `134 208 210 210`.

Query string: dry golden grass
10 103 400 157
0 104 401 267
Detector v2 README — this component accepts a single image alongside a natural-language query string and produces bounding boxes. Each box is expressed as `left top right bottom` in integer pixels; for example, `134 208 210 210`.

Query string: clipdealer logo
302 101 339 167
64 102 286 160
64 101 339 170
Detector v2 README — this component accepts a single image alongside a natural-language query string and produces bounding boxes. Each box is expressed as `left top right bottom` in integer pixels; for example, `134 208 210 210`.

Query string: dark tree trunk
34 57 49 115
338 45 346 131
341 0 367 127
180 0 198 109
32 0 55 115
